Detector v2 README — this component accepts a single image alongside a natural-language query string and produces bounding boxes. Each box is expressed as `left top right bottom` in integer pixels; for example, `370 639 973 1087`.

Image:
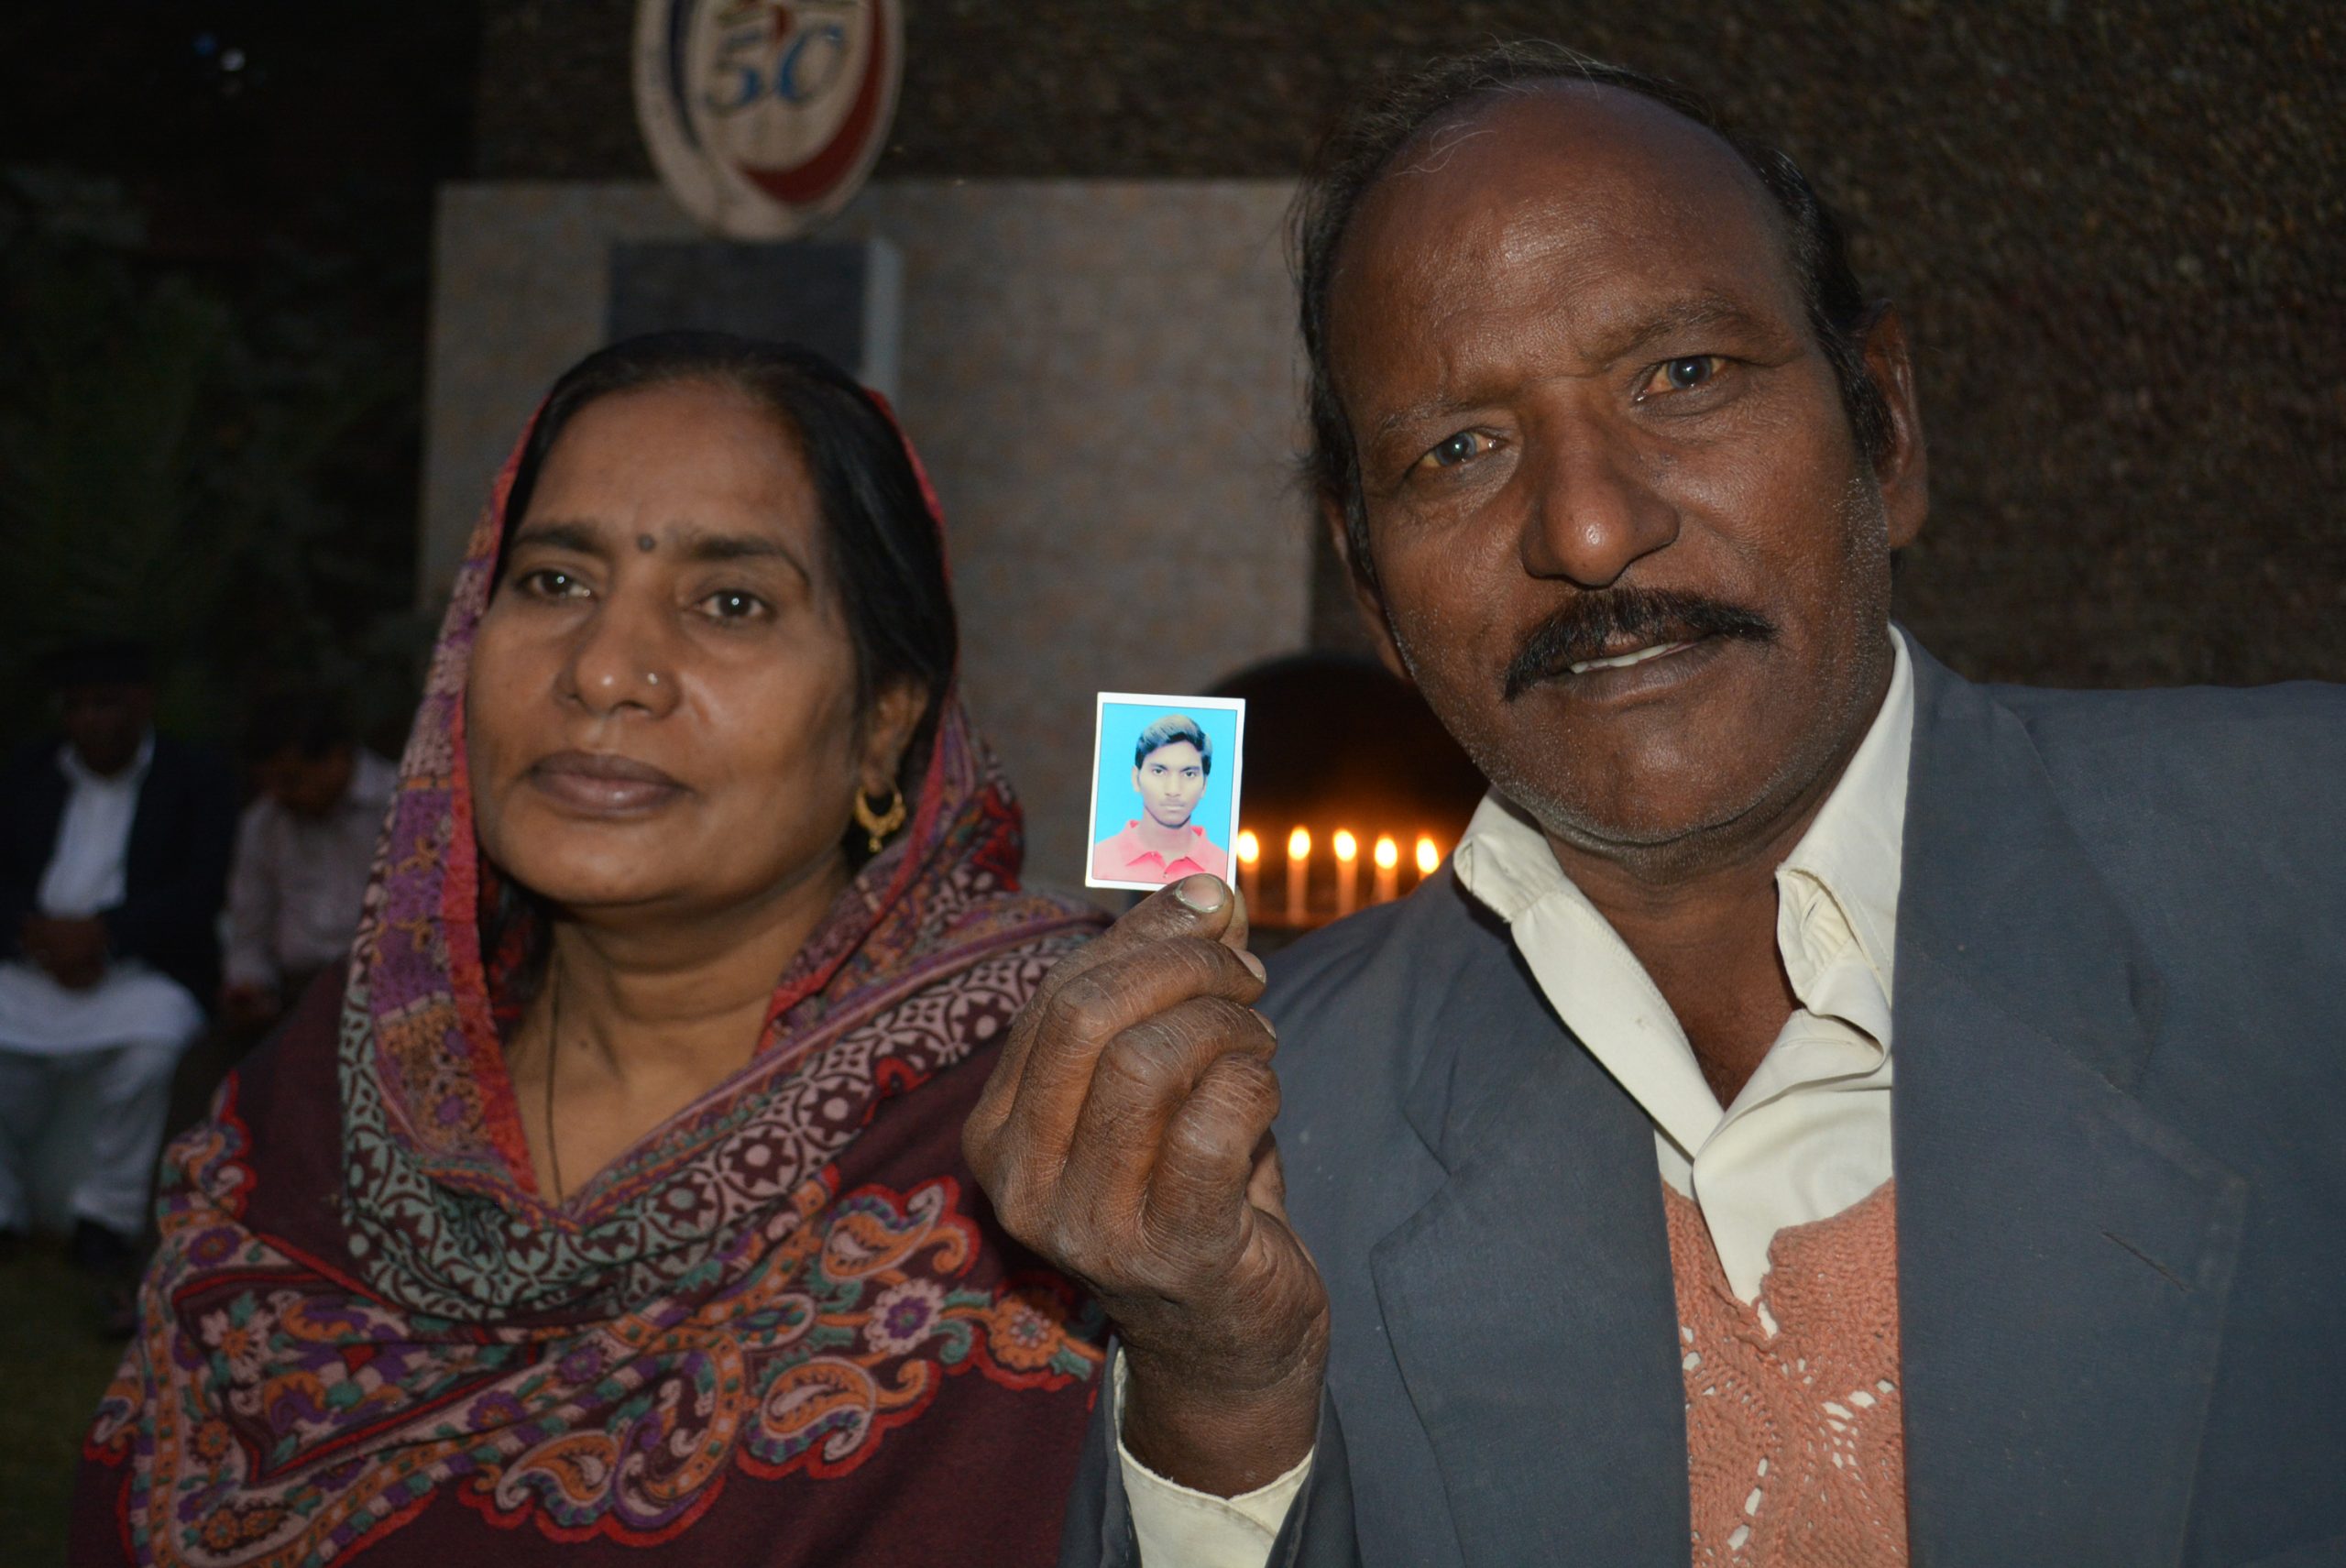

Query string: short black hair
246 687 354 762
500 332 957 847
1134 714 1211 774
1293 40 1891 592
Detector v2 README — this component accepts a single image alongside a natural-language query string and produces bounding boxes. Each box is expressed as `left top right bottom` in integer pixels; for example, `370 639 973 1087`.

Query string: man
220 689 394 1030
0 641 236 1269
968 44 2346 1568
1091 713 1229 884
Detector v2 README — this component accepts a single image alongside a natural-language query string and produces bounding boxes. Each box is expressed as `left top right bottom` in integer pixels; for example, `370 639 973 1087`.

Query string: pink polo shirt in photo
1090 821 1229 884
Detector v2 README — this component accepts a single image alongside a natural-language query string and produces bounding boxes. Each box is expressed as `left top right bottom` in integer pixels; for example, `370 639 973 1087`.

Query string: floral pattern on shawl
82 400 1108 1565
341 694 1073 1323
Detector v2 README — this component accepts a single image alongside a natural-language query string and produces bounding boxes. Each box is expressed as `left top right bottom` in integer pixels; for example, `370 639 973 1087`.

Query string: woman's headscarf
79 385 1108 1564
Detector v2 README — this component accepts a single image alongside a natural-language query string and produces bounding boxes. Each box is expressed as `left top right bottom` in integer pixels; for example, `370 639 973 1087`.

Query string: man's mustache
1502 588 1777 700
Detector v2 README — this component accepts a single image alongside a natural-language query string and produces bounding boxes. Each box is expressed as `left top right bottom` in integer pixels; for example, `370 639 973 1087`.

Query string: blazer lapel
1368 925 1689 1568
1895 650 2247 1567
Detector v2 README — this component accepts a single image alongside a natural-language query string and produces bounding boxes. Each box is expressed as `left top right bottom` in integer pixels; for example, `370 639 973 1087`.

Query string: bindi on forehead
637 533 657 553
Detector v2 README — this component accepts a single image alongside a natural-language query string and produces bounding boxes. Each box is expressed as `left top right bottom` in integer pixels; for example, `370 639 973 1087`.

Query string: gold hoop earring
853 784 907 853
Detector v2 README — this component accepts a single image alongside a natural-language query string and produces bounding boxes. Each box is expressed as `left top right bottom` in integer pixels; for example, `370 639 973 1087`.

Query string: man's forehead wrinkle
1352 220 1781 449
1359 268 1590 447
1337 177 1606 378
1329 81 1813 474
1576 289 1791 366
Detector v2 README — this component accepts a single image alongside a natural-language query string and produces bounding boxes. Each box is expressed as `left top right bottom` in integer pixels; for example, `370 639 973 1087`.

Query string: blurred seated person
0 640 236 1269
1089 714 1228 883
220 688 396 1030
74 333 1112 1566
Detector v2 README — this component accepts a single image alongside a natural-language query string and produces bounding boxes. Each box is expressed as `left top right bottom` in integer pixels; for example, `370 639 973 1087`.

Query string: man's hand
965 874 1328 1497
24 916 108 990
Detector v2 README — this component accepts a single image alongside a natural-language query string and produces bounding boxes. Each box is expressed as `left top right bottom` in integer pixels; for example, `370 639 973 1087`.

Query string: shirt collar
1109 820 1204 871
1772 628 1914 999
1448 791 1559 922
1453 791 1720 1158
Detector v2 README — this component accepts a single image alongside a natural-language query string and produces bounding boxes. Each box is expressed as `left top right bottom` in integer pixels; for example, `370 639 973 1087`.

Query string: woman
73 334 1110 1564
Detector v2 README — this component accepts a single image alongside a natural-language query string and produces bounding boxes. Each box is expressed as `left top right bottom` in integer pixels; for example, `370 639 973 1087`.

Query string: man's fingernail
1237 948 1267 982
1173 874 1226 913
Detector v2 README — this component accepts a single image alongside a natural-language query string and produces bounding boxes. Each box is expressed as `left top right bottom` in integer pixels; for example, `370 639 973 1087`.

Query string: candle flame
1374 835 1398 870
1415 836 1441 875
1236 828 1259 864
1333 828 1357 862
1288 827 1311 861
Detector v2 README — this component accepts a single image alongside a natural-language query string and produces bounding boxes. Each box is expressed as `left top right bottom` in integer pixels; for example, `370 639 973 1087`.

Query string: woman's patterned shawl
75 407 1110 1565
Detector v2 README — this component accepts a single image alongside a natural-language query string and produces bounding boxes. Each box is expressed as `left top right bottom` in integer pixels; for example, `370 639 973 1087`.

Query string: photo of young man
1089 713 1228 884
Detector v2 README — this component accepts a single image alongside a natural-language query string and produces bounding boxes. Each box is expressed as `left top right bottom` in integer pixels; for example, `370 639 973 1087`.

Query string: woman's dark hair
499 331 957 862
1294 41 1891 593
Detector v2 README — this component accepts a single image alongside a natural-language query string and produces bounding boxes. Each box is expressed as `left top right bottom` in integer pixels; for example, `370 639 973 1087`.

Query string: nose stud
644 672 661 686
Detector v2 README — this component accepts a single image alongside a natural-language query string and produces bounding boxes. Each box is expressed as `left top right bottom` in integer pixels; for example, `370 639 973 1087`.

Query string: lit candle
1415 835 1442 884
1235 828 1260 911
1333 829 1359 917
1286 827 1311 927
1373 835 1399 903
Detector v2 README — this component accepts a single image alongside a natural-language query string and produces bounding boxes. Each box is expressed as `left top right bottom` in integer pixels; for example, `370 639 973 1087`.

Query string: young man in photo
1090 714 1228 885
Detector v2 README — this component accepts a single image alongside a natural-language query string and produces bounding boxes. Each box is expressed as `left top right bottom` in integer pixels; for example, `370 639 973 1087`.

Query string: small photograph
1085 693 1247 892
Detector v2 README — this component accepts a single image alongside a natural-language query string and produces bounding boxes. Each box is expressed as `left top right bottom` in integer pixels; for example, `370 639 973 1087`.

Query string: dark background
0 2 481 747
3 0 2338 748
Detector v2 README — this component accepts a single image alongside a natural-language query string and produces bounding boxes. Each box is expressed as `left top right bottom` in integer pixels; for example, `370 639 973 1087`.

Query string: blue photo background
1089 700 1244 853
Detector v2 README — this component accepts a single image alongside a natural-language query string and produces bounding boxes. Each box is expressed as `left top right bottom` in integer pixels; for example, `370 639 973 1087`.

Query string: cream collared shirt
1119 631 1916 1565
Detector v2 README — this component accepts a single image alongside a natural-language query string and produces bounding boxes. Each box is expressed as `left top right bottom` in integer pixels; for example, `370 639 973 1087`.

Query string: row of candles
1234 828 1446 927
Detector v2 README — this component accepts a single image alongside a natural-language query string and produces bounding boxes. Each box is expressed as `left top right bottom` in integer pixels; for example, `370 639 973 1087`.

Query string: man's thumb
1112 872 1239 948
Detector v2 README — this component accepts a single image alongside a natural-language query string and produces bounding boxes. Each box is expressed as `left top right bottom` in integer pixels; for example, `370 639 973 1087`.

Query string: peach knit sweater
1665 1179 1907 1565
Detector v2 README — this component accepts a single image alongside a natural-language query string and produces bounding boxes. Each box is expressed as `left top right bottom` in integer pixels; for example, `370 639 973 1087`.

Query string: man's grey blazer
1060 643 2346 1567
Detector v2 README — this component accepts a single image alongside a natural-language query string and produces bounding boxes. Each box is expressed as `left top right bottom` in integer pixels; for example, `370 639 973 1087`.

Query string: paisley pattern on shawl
78 403 1109 1566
